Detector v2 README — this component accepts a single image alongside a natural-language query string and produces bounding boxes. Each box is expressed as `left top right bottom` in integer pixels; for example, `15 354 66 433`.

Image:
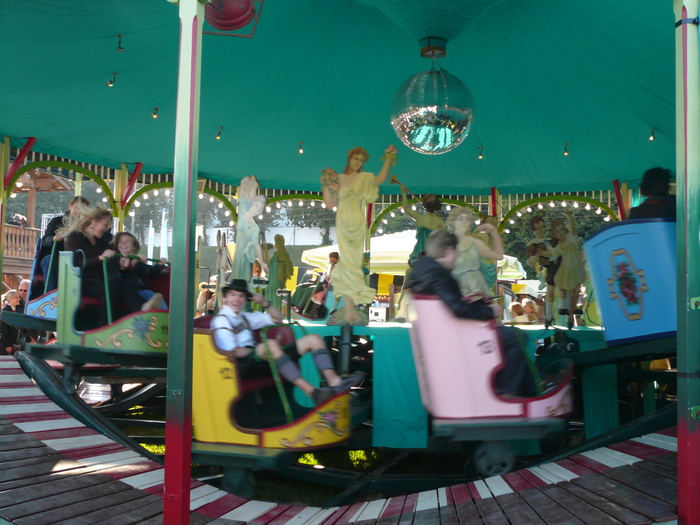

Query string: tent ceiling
0 0 676 195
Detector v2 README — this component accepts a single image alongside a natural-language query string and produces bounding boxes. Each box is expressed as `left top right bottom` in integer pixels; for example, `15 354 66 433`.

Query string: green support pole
0 137 10 287
673 0 700 522
162 0 204 523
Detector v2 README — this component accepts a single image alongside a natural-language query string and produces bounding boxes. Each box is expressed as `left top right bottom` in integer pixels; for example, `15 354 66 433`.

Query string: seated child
108 232 168 316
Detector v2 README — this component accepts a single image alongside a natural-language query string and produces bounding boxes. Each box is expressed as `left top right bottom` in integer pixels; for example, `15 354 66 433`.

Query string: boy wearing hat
212 279 364 405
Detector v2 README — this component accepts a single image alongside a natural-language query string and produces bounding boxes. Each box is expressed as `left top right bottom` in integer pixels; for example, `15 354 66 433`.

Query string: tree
284 200 336 245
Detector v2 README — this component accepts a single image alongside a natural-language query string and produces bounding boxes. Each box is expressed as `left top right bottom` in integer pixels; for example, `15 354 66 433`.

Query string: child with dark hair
108 232 168 316
628 167 676 220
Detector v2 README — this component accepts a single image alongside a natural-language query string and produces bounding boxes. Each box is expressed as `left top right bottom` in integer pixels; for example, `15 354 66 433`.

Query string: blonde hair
445 206 478 234
57 207 113 239
2 289 19 307
523 299 537 311
509 302 524 317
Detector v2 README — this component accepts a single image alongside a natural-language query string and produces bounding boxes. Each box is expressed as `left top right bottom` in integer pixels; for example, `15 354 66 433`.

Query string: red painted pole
490 187 497 217
674 1 700 523
612 179 626 220
3 137 36 188
120 162 143 207
163 0 204 522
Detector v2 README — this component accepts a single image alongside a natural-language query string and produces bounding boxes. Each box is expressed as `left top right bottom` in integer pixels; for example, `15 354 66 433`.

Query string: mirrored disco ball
391 69 474 155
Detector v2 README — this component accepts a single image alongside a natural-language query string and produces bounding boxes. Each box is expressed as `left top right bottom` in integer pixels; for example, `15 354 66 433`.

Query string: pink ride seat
406 293 573 420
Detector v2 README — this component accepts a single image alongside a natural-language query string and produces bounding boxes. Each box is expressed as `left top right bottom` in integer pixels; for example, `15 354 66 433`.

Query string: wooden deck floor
0 356 679 524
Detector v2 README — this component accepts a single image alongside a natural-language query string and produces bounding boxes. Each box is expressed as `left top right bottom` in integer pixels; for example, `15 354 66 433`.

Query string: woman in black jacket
1 290 21 354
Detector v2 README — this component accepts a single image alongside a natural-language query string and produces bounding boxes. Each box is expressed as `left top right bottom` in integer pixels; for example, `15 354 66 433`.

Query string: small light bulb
517 212 522 217
218 202 223 209
585 203 591 210
102 197 108 202
265 206 271 213
258 215 263 220
382 219 388 224
198 194 204 200
411 205 417 211
229 220 234 226
377 228 383 234
10 193 17 198
276 202 281 209
649 129 656 141
321 203 326 209
504 229 511 233
96 187 102 193
390 212 395 217
310 201 316 207
561 201 567 207
15 182 23 188
446 205 452 211
549 201 555 207
573 202 579 208
526 207 532 213
332 206 337 212
604 216 611 221
596 208 602 214
298 200 304 206
209 196 214 203
152 108 159 119
509 219 515 224
224 210 230 216
134 201 141 207
143 193 148 200
129 211 135 217
165 189 170 196
538 203 544 209
153 189 159 196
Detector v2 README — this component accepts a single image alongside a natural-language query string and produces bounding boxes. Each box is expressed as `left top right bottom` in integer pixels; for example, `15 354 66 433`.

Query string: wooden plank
646 453 676 469
0 471 116 509
0 446 53 464
194 493 250 520
633 459 677 480
474 497 510 525
438 498 460 525
1 479 133 523
559 482 652 525
35 489 153 525
571 473 676 522
138 511 213 525
0 433 45 450
495 493 546 525
76 497 165 524
0 423 24 435
453 501 482 525
516 487 586 525
602 465 678 505
412 506 440 525
538 484 619 525
0 457 84 483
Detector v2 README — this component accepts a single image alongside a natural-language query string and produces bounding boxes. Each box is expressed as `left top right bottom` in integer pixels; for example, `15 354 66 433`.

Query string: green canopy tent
0 0 677 195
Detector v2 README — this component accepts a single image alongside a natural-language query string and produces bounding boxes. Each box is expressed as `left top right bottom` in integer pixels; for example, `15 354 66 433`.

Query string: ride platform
0 355 680 524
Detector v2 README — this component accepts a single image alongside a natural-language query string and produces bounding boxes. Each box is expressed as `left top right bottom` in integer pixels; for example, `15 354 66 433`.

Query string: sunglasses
19 289 28 292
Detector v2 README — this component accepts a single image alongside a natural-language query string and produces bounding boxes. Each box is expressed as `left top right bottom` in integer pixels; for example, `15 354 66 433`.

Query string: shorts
236 341 300 379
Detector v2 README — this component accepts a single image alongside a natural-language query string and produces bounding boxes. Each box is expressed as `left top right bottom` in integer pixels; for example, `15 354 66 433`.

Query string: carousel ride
0 0 696 520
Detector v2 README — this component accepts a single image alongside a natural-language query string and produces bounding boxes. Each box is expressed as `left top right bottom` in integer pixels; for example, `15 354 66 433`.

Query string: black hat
221 278 252 299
